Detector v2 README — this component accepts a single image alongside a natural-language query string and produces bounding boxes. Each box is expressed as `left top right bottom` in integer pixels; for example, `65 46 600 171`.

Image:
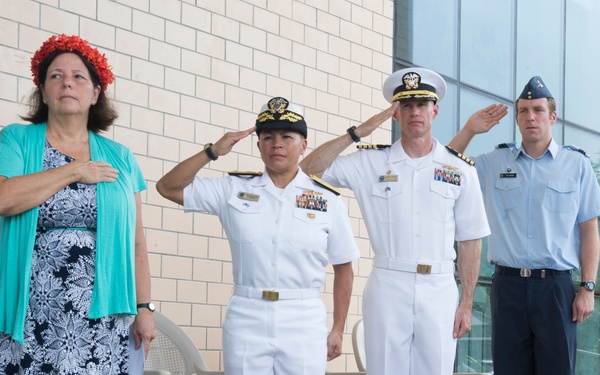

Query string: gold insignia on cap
269 97 288 113
403 72 420 90
536 80 543 88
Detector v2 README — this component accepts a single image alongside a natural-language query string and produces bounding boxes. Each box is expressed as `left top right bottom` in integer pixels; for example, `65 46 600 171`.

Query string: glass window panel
552 120 564 145
515 0 564 115
410 0 458 78
432 82 458 145
460 0 515 98
565 0 600 129
564 126 600 163
459 89 515 158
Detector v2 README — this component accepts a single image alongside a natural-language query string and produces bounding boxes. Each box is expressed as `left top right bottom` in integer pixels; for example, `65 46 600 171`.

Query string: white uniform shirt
323 139 490 262
183 168 360 290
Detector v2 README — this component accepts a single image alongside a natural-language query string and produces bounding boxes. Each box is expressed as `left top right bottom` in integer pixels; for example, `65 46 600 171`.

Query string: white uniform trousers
223 294 328 375
363 267 459 375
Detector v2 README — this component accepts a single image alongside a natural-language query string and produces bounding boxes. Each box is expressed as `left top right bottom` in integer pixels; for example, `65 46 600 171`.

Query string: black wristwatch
347 126 360 143
580 280 596 292
137 302 156 312
204 143 218 161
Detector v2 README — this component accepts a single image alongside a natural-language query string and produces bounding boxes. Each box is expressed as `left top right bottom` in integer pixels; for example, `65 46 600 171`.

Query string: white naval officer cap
382 67 447 103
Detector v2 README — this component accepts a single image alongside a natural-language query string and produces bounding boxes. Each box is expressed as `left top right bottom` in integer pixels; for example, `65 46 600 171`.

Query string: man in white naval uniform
157 97 360 375
301 68 496 374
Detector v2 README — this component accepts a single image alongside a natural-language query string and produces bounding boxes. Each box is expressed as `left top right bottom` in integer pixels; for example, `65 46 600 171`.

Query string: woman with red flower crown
0 34 155 374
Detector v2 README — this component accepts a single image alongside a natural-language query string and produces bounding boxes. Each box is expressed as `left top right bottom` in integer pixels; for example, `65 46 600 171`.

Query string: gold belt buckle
520 268 532 277
262 290 279 301
417 264 432 274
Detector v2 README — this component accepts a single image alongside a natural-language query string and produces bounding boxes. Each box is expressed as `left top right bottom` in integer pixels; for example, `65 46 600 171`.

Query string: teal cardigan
0 123 146 344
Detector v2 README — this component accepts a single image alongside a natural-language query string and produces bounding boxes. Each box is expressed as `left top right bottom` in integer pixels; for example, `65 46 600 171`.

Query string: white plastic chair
143 311 223 375
351 319 367 372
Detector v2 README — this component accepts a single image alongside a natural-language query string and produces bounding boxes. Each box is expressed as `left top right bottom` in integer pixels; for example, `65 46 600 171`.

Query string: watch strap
137 303 155 312
204 143 219 161
347 126 360 143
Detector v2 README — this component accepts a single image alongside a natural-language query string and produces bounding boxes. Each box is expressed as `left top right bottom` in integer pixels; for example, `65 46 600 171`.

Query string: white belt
373 256 455 274
233 286 321 301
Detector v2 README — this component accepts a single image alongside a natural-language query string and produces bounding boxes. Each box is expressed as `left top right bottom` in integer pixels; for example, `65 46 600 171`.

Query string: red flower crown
31 34 114 91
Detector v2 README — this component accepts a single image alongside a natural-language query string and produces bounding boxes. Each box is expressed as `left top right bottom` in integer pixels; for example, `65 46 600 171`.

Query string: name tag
379 175 398 182
237 192 260 202
500 173 517 178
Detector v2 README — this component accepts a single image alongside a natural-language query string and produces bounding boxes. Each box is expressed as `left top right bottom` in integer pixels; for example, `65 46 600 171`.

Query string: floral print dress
0 142 129 374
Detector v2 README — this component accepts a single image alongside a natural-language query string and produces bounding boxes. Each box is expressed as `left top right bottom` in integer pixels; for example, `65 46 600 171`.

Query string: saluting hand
210 126 257 158
464 104 509 135
354 101 400 139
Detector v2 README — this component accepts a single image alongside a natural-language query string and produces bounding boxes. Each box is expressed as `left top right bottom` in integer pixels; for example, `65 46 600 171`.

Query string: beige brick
225 86 254 113
224 41 253 69
201 350 223 372
113 0 148 12
148 252 162 277
373 12 393 37
196 31 225 59
165 68 195 97
80 19 116 50
330 0 351 21
146 228 178 254
316 50 339 75
131 106 164 135
149 86 181 116
303 66 326 91
149 0 181 22
98 0 132 30
41 6 78 35
115 78 149 107
253 6 279 34
147 132 178 160
225 0 253 25
254 50 281 76
0 0 40 27
279 19 304 42
0 100 22 125
207 237 231 261
211 59 240 87
149 40 181 69
212 14 239 42
178 233 209 258
181 50 211 78
193 258 224 283
340 19 361 44
141 203 162 230
0 19 18 48
240 24 267 51
183 326 207 349
113 126 149 155
162 254 193 279
163 114 195 141
305 26 328 52
161 302 193 325
351 4 373 29
193 212 223 238
291 43 316 68
209 102 240 130
266 0 293 18
166 21 196 51
290 84 316 109
192 304 223 327
180 95 211 123
316 10 339 36
206 327 223 350
162 206 194 233
177 279 207 303
266 34 292 61
351 43 373 68
292 1 317 27
116 29 149 59
151 277 177 301
195 0 225 15
182 3 211 33
350 81 373 106
222 262 234 284
133 10 165 41
106 50 132 83
329 35 351 60
0 73 17 101
195 76 225 101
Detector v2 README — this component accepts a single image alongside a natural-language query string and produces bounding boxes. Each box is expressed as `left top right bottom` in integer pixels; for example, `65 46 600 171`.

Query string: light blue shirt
474 139 600 270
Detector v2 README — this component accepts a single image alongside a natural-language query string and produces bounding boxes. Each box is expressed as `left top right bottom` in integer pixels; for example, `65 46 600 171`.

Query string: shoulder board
495 142 516 149
310 175 341 196
445 146 475 166
228 171 263 177
564 145 589 158
357 144 391 150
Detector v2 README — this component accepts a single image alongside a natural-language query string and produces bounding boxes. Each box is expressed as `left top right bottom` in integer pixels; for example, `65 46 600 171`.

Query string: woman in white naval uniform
157 97 360 375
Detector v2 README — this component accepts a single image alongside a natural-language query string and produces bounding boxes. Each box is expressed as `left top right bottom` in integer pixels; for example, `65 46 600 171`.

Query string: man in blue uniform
449 76 600 375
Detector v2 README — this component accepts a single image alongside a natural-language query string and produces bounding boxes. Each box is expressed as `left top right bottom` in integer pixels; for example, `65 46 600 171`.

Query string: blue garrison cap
518 76 553 100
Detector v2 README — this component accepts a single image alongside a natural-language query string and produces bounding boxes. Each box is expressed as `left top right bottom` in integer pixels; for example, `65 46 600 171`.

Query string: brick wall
0 0 394 371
